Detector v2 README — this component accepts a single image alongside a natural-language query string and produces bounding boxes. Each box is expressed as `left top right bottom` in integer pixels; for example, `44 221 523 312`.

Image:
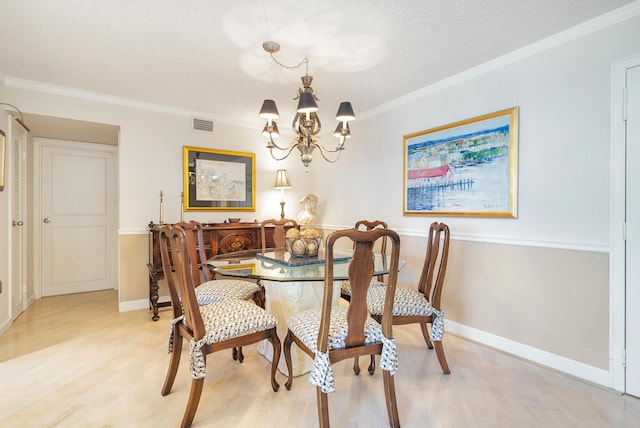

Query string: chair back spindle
260 218 298 250
175 221 211 284
160 226 206 339
418 222 450 310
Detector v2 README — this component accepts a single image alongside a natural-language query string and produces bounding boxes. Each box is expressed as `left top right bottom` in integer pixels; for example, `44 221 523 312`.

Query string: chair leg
162 330 183 396
434 340 451 374
231 346 245 362
419 323 434 349
352 356 361 375
316 387 330 428
382 371 401 428
181 377 204 428
284 330 294 390
368 354 376 375
269 328 281 392
253 286 265 308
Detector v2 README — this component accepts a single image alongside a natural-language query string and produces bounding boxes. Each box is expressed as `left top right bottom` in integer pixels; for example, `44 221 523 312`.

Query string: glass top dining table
206 247 404 282
206 247 405 377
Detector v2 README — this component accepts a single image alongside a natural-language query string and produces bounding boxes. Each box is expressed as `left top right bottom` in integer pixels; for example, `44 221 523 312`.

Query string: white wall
317 14 640 250
309 11 640 386
5 88 316 232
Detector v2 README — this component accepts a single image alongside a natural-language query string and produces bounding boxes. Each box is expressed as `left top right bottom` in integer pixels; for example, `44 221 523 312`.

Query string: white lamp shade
274 169 292 189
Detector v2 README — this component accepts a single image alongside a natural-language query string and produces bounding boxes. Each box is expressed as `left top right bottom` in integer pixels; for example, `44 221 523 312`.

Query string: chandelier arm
313 140 346 154
267 140 295 152
311 113 321 135
268 136 301 152
314 144 343 163
268 143 299 161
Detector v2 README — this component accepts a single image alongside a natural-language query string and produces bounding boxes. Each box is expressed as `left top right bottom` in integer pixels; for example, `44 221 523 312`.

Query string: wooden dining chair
175 221 263 362
340 219 388 302
260 218 298 249
175 221 262 308
159 225 281 428
283 227 402 428
367 221 451 374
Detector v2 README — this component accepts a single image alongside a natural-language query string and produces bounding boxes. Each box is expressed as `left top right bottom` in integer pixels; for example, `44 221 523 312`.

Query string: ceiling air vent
192 117 214 133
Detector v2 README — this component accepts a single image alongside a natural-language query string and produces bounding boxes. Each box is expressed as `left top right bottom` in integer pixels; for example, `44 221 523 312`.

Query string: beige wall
117 227 608 370
446 240 608 369
334 231 609 370
119 234 150 303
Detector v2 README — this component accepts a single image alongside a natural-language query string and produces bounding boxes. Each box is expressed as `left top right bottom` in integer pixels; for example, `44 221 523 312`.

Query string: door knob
43 217 52 223
12 220 24 227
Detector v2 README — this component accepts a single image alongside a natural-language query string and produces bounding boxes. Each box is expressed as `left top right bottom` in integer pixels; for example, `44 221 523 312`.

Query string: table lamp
274 169 292 219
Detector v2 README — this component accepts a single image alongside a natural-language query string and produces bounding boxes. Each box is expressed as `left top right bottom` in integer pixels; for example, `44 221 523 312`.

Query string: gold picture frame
183 146 256 211
403 107 519 218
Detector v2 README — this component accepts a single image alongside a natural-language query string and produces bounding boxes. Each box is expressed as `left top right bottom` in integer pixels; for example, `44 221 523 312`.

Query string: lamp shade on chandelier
258 41 355 172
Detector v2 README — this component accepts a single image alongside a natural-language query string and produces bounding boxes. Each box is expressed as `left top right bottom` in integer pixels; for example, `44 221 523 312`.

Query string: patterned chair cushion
189 299 278 379
287 306 397 393
195 279 261 305
339 279 385 297
367 284 445 341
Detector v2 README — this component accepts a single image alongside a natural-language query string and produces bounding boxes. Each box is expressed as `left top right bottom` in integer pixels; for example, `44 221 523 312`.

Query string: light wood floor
1 290 639 427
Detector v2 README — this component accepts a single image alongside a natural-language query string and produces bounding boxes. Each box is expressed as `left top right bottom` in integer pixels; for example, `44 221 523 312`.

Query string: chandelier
258 41 355 172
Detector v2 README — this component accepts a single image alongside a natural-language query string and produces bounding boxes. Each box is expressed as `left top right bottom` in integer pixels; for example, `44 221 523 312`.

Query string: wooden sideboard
147 221 289 320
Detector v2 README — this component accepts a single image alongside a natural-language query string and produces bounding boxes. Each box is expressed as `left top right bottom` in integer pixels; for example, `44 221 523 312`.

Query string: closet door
626 64 640 398
10 121 27 319
36 139 117 296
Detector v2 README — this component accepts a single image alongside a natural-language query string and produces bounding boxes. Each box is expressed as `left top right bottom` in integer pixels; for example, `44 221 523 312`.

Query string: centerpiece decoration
285 227 322 257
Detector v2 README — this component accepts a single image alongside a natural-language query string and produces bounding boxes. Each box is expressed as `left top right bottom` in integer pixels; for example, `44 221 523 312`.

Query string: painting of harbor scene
403 107 518 217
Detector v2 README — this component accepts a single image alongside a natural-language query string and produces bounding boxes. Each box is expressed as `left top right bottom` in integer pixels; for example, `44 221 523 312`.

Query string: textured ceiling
0 0 635 127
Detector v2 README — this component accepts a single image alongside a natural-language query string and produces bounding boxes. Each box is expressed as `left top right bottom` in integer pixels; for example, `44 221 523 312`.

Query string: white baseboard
119 295 170 312
445 320 614 390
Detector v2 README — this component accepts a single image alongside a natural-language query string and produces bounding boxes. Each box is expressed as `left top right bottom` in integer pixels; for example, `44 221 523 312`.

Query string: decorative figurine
297 193 319 229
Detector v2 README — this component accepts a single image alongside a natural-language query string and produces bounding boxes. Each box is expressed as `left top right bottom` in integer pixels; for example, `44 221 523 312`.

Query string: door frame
611 53 640 393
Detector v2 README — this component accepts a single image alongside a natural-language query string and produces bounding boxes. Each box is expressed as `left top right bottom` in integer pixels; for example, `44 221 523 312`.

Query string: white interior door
10 120 26 319
626 64 640 398
36 139 117 296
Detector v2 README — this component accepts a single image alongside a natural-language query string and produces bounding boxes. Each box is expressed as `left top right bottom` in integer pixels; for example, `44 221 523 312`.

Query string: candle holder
180 192 184 222
158 190 164 225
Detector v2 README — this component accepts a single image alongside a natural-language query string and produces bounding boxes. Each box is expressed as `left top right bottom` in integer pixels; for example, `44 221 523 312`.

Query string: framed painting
403 107 519 218
183 146 256 211
0 129 5 191
217 263 256 277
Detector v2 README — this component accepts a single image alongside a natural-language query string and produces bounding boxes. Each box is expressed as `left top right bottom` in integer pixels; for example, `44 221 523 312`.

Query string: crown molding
4 76 259 130
359 1 640 120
